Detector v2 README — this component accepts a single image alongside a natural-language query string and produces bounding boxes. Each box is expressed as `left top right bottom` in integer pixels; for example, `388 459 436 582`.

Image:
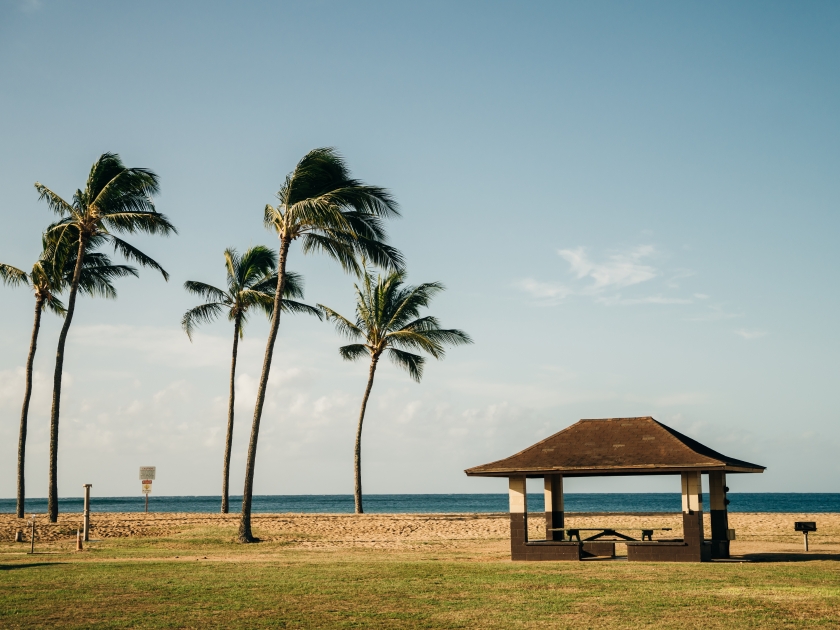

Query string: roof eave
464 463 765 477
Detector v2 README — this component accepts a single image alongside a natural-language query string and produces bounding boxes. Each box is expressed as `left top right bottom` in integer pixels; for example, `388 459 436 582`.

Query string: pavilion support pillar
680 471 709 561
509 476 528 556
708 471 730 559
544 475 564 540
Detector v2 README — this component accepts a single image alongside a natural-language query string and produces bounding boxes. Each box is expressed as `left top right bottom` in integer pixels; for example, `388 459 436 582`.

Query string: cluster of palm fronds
2 148 470 539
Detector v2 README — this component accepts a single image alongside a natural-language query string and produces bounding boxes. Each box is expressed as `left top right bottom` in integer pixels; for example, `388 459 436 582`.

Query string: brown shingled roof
465 417 765 477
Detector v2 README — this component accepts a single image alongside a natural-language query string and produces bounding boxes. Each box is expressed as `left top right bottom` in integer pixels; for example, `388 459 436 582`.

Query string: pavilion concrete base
626 512 711 562
511 513 582 561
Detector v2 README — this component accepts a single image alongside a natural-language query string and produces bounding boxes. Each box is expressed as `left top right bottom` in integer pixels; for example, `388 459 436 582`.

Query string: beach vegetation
181 245 321 513
34 152 176 522
319 268 471 513
237 147 402 542
1 240 136 519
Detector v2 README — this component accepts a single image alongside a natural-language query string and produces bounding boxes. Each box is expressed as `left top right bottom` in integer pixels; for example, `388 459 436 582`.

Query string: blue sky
1 1 838 499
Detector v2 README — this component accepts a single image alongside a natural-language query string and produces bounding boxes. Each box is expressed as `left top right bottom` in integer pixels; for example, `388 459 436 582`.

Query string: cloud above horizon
518 244 676 305
735 329 768 340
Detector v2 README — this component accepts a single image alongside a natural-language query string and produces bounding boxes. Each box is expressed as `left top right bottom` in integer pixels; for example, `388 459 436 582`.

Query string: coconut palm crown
237 147 403 542
181 245 321 513
319 268 472 513
36 152 176 522
2 238 137 518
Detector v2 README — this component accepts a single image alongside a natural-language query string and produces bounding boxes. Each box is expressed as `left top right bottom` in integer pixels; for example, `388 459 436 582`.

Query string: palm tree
1 240 136 518
319 268 472 513
36 152 176 522
181 246 321 514
238 147 403 542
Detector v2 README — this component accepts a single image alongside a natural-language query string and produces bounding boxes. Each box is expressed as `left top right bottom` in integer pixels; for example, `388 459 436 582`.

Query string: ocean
1 493 839 514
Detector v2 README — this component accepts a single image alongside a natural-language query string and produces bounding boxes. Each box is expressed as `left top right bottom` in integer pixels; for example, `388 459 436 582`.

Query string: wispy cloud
516 278 571 303
520 244 693 307
735 329 768 340
596 295 693 306
558 245 657 289
686 305 743 322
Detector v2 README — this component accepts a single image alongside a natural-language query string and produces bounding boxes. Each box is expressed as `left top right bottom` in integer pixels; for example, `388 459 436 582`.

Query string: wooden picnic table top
546 526 673 542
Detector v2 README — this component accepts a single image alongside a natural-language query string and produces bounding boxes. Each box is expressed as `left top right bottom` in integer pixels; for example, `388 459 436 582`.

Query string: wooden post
544 475 564 540
708 471 729 559
29 516 35 554
145 494 148 513
82 484 92 542
804 530 809 552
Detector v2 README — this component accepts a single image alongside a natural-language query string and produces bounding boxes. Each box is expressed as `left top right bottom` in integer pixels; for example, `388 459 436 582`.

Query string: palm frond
75 254 138 299
281 299 323 319
102 209 176 236
223 248 241 292
338 344 370 362
43 293 66 315
183 280 229 303
108 235 170 280
86 154 162 225
386 281 445 330
181 302 226 340
387 348 425 382
238 245 277 288
386 329 445 358
33 183 76 217
0 263 29 287
300 233 361 274
319 305 365 339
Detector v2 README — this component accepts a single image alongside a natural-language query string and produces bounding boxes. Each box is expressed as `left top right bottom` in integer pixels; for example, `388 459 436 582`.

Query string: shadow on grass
0 562 66 571
741 552 840 563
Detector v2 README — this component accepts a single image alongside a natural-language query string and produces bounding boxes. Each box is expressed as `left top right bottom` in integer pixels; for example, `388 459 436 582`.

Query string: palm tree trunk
47 237 87 522
238 236 291 542
221 315 241 514
354 356 379 514
17 297 44 519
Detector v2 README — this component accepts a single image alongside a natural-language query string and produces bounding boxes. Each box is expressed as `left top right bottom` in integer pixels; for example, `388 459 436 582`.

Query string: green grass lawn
2 529 839 629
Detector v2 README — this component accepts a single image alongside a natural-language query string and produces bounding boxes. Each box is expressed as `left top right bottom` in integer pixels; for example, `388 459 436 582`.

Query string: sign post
139 467 156 513
795 521 816 551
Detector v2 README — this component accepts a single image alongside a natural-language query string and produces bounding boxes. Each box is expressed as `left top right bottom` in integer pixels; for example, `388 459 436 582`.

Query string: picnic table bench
549 527 672 542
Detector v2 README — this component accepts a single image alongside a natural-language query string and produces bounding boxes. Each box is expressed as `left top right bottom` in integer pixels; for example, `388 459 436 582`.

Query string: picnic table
548 527 672 542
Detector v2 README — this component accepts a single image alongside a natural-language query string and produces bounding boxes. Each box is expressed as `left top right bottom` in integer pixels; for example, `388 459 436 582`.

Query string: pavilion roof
465 417 765 477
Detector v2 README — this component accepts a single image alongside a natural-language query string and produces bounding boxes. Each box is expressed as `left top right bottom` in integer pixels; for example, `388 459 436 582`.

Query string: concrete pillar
708 471 730 559
680 471 704 555
544 475 564 540
509 476 528 553
83 484 92 542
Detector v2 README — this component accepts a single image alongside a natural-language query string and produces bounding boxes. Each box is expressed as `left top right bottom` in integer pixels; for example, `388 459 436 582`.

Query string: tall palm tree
238 147 403 542
319 268 472 513
1 240 137 518
36 152 176 522
181 245 321 514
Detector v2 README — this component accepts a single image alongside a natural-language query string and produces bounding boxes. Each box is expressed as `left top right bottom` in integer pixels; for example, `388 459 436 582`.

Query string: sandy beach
3 511 838 557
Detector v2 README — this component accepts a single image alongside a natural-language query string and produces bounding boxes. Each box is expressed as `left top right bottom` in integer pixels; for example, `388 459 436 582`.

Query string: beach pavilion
465 417 765 562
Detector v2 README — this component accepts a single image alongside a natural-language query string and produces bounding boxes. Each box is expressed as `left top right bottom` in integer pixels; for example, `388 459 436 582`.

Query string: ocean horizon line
3 492 839 514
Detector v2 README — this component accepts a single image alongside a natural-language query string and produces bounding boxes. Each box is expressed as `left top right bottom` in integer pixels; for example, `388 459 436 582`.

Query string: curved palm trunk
354 356 379 514
221 315 242 514
48 238 87 522
17 297 44 518
238 237 291 542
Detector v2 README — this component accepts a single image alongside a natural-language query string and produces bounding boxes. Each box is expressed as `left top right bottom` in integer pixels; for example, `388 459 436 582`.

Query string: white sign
139 466 156 480
141 480 152 495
